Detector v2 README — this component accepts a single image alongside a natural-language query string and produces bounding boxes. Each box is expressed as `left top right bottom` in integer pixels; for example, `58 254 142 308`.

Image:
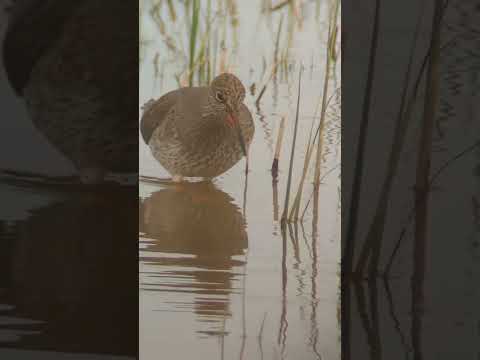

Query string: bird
2 1 137 184
140 73 255 182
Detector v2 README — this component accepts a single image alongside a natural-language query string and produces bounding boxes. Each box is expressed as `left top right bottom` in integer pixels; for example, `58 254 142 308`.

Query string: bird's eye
215 92 224 102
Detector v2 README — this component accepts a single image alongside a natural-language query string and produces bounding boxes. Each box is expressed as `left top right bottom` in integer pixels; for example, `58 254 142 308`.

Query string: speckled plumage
3 1 137 183
141 73 255 179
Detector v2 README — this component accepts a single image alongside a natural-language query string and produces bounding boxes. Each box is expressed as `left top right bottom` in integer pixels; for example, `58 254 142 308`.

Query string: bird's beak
226 108 247 157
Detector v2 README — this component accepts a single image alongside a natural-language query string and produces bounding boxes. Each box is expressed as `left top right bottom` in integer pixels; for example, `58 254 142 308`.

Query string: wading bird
141 73 255 182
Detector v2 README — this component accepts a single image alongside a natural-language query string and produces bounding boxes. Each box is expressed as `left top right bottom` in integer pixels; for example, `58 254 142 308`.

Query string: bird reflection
0 188 137 356
139 182 248 333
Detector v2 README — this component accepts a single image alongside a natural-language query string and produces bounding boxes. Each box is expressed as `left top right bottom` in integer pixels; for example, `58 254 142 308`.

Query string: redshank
140 73 255 181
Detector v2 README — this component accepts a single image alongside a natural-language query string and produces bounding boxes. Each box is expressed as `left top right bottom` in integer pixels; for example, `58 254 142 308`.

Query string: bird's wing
140 89 180 144
141 87 210 145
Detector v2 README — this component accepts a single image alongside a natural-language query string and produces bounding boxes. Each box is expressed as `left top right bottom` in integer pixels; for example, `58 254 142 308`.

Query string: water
0 184 138 357
139 1 341 359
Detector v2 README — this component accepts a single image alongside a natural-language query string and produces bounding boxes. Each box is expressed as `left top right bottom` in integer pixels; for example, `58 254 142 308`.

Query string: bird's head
209 73 247 156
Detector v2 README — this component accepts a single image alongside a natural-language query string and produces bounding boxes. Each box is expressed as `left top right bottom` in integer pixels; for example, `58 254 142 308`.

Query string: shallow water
139 1 341 359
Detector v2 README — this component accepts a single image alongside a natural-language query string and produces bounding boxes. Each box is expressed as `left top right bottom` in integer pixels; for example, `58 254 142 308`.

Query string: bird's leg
172 174 184 183
245 154 250 174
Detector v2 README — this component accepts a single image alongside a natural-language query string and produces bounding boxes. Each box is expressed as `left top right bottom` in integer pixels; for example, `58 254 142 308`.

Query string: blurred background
0 1 137 359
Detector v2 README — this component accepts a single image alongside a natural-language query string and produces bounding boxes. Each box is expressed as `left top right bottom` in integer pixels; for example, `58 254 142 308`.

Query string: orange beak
226 111 247 157
226 113 237 128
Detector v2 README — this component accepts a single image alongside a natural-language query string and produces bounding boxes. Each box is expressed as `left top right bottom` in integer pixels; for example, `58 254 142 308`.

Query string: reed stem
189 0 200 86
272 116 287 178
281 66 303 223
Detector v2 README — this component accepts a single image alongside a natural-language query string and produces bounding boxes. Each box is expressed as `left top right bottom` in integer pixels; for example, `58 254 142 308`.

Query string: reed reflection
139 182 248 333
0 188 137 356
